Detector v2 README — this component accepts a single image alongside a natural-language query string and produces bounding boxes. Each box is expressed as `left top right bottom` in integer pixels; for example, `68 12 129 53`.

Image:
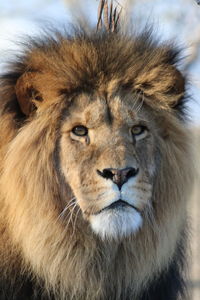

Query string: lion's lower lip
107 200 128 210
94 200 140 215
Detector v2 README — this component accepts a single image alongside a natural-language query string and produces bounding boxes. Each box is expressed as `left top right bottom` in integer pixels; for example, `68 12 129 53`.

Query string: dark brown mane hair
1 26 187 121
0 19 193 300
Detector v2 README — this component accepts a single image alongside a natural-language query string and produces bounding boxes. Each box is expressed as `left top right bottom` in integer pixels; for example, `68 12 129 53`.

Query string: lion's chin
89 207 142 240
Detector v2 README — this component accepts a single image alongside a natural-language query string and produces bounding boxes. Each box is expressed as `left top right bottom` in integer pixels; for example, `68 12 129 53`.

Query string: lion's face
60 93 156 239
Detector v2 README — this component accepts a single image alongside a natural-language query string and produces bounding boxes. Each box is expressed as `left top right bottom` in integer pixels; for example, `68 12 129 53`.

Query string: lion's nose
97 167 139 189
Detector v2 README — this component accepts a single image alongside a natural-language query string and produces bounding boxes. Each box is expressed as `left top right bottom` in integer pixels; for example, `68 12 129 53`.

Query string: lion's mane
0 27 193 300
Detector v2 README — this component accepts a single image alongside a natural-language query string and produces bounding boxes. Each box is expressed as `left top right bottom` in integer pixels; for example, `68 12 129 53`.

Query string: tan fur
0 29 193 299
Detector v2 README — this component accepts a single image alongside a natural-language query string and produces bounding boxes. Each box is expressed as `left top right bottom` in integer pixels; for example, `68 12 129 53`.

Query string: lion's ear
15 72 44 116
134 65 185 109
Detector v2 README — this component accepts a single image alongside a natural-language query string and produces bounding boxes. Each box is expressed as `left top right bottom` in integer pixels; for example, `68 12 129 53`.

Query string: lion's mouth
94 200 140 215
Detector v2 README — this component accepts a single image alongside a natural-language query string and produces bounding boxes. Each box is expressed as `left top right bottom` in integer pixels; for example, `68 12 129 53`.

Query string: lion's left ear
134 64 185 109
15 71 58 116
15 72 43 116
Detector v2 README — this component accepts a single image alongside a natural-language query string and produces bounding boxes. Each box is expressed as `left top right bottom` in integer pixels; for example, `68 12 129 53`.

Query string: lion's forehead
62 93 147 131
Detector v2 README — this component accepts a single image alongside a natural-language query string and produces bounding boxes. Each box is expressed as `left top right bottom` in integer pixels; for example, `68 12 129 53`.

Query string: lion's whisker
67 197 77 205
131 90 142 111
134 91 144 114
65 202 78 230
57 198 77 220
71 207 81 238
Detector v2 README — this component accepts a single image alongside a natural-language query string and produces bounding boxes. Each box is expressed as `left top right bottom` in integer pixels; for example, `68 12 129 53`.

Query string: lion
0 25 193 299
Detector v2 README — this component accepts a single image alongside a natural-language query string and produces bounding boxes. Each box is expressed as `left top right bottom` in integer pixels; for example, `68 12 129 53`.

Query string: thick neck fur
0 214 188 300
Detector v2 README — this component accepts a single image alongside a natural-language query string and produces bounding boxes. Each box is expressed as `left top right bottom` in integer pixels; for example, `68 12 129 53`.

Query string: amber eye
72 125 88 136
131 125 146 136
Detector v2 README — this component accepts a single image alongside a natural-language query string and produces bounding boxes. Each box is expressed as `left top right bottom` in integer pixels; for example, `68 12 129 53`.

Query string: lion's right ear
15 72 44 116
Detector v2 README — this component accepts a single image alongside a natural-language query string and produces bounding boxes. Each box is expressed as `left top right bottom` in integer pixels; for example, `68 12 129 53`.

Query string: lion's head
0 29 193 299
59 93 155 239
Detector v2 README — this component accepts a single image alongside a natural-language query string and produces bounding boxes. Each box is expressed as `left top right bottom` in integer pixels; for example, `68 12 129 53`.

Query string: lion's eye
72 125 88 136
131 125 147 136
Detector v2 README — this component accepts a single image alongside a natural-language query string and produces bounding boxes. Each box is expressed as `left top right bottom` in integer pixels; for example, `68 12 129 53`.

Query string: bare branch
109 1 113 30
97 0 122 33
97 0 105 31
103 1 109 31
114 8 122 32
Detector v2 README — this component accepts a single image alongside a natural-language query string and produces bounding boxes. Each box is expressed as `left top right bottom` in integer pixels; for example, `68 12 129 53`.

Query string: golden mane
0 27 193 299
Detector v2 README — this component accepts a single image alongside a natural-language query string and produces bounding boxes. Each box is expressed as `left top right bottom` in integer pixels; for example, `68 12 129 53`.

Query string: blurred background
0 0 199 298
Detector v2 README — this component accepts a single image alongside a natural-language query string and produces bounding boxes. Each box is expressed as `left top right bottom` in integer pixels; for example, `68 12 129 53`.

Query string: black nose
97 167 139 189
